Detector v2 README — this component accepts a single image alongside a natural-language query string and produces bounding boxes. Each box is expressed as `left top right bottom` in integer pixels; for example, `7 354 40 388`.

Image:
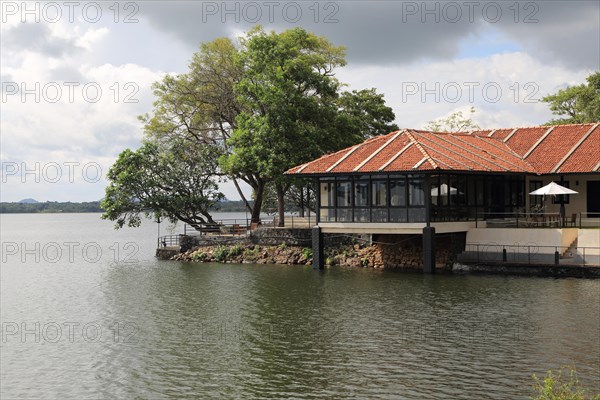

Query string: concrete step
561 238 578 259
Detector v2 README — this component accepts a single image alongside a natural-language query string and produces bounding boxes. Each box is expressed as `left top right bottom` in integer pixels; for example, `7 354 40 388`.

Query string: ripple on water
2 215 599 400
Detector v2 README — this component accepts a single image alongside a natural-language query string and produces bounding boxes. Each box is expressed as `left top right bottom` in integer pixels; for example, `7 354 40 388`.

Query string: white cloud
337 52 591 130
1 21 166 202
1 1 597 202
76 27 109 50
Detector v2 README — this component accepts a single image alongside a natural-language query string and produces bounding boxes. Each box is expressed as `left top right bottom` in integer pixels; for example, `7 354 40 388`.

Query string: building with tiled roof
286 123 600 270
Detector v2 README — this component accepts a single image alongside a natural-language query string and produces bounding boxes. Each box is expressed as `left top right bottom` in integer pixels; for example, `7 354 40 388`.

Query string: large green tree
542 71 600 125
124 27 397 227
222 27 398 226
101 139 223 229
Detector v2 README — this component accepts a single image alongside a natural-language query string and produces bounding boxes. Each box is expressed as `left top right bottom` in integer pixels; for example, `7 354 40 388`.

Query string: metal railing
459 243 600 266
157 234 184 248
475 212 600 229
157 218 273 248
272 214 315 228
183 218 254 236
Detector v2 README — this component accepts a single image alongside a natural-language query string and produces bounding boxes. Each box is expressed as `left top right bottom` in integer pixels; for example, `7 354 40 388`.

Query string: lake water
1 213 599 399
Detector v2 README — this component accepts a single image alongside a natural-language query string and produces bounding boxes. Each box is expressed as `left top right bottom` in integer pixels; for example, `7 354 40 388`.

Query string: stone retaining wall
371 232 466 270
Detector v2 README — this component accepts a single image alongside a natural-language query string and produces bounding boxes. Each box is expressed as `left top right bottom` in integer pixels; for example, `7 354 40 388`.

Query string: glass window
337 208 352 222
552 181 570 205
319 208 335 222
409 178 424 206
336 181 351 207
467 176 477 206
408 208 426 222
355 180 369 207
390 208 407 222
390 177 406 206
449 175 459 206
372 180 387 207
430 175 441 206
458 175 467 205
320 180 335 207
529 180 543 208
354 208 370 222
372 208 388 222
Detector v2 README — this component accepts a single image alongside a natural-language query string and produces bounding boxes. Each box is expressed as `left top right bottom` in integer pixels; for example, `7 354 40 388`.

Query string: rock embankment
171 242 449 270
173 243 385 268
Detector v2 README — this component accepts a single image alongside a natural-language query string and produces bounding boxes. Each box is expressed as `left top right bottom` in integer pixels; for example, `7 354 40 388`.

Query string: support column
312 226 324 270
423 226 436 274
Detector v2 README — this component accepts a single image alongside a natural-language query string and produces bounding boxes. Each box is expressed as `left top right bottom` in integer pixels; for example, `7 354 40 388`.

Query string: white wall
466 228 576 254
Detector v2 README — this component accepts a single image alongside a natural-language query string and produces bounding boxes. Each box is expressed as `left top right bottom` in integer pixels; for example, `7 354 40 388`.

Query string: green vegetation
213 246 230 262
300 248 313 260
531 367 600 400
117 26 396 229
0 199 253 214
542 71 600 125
228 244 243 257
426 106 480 132
242 247 260 261
101 139 223 229
0 201 103 213
192 252 207 262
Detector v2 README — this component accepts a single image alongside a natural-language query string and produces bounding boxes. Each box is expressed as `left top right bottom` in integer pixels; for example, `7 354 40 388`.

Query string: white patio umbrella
529 181 578 196
529 181 578 219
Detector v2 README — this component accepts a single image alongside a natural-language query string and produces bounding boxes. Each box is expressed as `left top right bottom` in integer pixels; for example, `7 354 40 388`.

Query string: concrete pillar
423 226 436 273
312 226 324 270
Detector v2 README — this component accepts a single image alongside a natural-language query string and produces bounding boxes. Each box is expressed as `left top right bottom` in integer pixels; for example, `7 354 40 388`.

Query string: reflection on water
1 214 599 399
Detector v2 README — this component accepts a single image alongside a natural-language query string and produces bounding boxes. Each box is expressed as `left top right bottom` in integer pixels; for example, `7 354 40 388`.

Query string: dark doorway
587 180 600 213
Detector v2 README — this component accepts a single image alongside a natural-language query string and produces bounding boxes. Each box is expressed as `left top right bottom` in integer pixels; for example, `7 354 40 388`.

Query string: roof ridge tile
407 130 439 170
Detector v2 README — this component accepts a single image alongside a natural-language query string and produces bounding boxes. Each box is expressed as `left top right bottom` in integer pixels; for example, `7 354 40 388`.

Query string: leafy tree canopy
101 139 224 229
107 26 398 227
221 27 397 225
542 71 600 125
425 107 480 132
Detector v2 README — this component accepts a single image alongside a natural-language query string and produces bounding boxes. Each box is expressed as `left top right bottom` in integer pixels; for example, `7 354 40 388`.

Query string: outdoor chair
568 213 577 227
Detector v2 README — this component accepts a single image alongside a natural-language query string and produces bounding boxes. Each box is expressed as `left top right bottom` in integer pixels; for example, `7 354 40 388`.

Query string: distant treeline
0 200 251 214
0 201 104 213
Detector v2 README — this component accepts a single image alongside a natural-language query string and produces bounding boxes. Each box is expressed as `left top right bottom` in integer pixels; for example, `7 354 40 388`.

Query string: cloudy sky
1 0 598 202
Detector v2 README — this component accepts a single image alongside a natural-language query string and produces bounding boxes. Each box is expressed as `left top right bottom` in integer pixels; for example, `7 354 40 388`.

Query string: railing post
502 247 507 262
554 247 559 265
528 246 531 264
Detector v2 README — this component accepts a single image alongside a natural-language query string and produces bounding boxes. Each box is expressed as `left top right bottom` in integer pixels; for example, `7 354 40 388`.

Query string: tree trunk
232 177 253 214
299 186 305 217
276 184 285 227
251 181 265 224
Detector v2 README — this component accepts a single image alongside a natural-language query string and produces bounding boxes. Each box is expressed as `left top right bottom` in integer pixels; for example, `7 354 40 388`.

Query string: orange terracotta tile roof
286 123 600 176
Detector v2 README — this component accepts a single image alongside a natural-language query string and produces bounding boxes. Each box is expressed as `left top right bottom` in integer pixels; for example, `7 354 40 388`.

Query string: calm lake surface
1 213 599 399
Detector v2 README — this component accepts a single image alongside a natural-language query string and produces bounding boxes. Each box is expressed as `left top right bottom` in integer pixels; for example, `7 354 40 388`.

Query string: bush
213 246 229 262
532 366 600 400
243 247 259 261
229 244 243 257
301 248 313 259
192 251 207 262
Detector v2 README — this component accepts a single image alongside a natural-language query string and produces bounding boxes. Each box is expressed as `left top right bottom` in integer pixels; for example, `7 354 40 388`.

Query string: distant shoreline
0 201 249 214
